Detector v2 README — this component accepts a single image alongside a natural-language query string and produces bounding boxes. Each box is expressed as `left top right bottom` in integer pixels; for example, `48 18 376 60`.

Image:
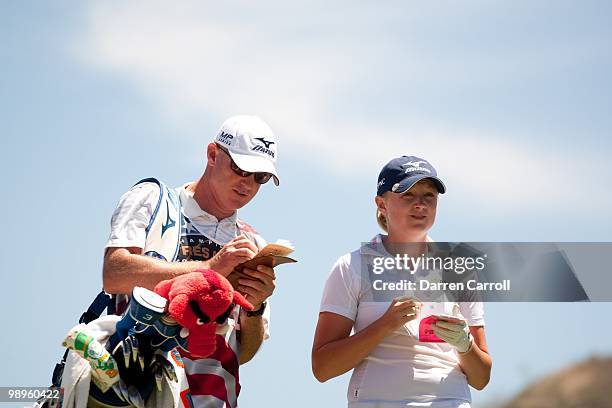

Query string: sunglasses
216 144 273 185
190 300 235 325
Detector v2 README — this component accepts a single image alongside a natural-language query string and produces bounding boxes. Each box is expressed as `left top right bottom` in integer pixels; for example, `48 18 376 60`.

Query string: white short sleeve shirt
320 235 485 408
105 181 270 338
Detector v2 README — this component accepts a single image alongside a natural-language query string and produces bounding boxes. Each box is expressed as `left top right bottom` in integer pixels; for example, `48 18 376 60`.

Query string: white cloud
74 0 609 213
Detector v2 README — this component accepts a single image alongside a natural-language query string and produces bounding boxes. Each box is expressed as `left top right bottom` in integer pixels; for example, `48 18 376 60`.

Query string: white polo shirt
105 181 271 407
320 234 484 408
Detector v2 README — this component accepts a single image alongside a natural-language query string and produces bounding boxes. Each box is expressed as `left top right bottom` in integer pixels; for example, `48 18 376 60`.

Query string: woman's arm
433 320 492 390
457 326 492 390
311 299 420 382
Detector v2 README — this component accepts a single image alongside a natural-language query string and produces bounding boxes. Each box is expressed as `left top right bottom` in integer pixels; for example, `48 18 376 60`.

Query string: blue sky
1 1 611 407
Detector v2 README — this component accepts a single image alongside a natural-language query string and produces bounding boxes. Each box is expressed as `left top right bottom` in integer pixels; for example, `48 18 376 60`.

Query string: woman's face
376 179 439 240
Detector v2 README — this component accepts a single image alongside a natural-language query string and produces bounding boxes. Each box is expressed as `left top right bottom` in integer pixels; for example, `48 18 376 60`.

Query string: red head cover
154 269 253 357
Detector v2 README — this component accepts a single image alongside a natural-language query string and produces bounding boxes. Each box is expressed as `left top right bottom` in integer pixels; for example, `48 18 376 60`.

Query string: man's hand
208 235 258 277
235 265 276 309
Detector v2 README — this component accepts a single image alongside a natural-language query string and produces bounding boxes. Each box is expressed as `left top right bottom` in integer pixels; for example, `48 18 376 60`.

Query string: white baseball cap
214 115 280 185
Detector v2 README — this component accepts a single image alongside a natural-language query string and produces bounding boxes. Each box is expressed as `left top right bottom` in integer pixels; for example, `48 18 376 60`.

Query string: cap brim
229 151 280 186
395 175 446 194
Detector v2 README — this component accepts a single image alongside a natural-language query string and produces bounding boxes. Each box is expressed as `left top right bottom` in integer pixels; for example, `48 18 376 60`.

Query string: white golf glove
433 317 473 353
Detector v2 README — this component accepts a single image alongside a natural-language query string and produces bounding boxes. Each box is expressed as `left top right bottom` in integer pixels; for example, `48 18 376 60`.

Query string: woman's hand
376 297 422 335
433 318 472 353
311 298 422 382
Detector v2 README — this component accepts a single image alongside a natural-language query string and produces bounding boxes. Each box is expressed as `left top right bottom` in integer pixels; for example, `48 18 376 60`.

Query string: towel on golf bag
59 315 189 408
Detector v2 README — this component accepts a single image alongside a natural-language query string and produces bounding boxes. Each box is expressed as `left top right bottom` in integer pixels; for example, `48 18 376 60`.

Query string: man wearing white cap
102 115 280 407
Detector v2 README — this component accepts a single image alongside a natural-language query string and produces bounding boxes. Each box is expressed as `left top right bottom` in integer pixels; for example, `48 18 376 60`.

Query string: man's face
208 144 261 211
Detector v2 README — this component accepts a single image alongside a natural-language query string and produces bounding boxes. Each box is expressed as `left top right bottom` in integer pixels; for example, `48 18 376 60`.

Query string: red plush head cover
154 269 253 358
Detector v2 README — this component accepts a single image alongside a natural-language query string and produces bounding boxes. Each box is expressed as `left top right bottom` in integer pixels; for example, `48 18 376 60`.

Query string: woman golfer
312 156 491 407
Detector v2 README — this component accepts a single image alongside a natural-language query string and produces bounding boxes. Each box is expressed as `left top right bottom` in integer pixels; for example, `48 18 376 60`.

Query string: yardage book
233 240 297 272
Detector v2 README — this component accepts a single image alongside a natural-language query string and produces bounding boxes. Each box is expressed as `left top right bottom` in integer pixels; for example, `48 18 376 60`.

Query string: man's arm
237 310 267 365
103 235 260 294
232 265 276 364
103 247 208 294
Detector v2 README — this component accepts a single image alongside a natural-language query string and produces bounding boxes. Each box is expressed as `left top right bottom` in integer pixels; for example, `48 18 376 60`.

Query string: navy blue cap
377 156 446 196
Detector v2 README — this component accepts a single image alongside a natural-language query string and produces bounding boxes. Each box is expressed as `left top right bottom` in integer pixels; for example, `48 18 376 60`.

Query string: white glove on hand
433 318 472 353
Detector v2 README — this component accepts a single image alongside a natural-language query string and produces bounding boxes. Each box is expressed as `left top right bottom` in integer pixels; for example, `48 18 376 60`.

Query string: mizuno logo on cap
255 137 275 149
252 137 276 158
252 145 275 158
402 160 431 174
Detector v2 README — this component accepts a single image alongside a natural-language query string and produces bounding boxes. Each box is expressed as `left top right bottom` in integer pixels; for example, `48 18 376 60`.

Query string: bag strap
79 291 114 324
138 178 182 262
